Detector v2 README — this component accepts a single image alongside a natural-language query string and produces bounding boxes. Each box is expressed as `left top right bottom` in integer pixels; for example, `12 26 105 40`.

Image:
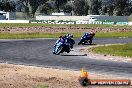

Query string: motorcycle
78 36 93 45
53 42 70 55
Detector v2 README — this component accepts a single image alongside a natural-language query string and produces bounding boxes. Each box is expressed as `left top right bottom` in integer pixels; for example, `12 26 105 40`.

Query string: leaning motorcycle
78 36 93 45
53 42 70 55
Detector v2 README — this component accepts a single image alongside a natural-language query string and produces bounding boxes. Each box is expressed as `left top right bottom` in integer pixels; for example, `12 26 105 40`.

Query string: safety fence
0 20 131 25
29 20 129 25
0 20 29 23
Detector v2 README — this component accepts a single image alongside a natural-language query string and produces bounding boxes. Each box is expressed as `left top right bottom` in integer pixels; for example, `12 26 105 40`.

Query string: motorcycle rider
55 36 65 46
82 32 89 39
53 36 65 54
89 32 95 37
82 32 95 40
65 34 75 49
53 34 75 54
88 32 95 44
78 32 95 45
61 34 74 53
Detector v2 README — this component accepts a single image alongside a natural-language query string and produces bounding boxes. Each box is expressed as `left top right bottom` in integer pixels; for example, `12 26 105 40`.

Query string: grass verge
0 32 132 39
0 23 132 28
37 85 49 88
90 43 132 57
95 32 132 38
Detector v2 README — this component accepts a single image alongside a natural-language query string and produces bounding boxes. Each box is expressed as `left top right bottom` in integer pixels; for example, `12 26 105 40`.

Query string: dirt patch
0 26 132 33
0 63 81 88
0 63 131 88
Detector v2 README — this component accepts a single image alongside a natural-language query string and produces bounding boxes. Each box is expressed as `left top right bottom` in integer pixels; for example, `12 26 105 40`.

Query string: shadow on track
79 43 96 45
60 54 87 56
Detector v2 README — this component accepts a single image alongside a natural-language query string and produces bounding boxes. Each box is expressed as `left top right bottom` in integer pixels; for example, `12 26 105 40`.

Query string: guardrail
0 20 131 25
0 20 29 23
30 20 129 25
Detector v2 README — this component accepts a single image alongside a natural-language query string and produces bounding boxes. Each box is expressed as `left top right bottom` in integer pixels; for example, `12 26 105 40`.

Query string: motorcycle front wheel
56 46 63 55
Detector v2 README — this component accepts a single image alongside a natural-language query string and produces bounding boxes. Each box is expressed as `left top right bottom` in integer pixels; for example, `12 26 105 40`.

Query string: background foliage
0 0 131 18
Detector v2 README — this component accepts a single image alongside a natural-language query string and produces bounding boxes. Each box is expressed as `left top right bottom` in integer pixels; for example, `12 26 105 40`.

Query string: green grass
90 43 132 57
0 32 132 39
0 33 63 39
36 85 49 88
96 32 132 38
0 23 131 28
0 33 78 39
0 33 82 39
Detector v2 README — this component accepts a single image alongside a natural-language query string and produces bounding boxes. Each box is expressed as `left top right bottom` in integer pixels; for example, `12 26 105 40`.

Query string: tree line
0 0 132 18
0 0 15 12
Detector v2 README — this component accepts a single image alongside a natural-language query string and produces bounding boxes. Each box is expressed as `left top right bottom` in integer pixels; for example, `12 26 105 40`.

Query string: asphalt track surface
0 38 132 77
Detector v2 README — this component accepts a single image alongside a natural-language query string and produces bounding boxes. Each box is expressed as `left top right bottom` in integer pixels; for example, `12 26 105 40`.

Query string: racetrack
0 38 132 78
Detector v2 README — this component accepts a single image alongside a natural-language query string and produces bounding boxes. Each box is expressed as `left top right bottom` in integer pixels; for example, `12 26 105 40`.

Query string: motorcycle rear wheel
89 40 92 44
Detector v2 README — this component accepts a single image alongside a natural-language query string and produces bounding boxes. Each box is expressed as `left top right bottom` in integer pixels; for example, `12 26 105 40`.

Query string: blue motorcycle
78 36 93 45
53 34 75 55
53 42 70 55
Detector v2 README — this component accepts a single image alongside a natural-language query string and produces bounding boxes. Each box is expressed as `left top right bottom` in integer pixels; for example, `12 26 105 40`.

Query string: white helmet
89 32 95 36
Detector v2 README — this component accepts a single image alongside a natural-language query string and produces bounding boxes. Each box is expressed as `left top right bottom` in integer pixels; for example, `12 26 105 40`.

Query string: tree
113 0 131 16
24 6 29 19
20 0 29 6
73 0 89 16
55 0 68 12
90 0 101 15
9 1 16 12
0 0 4 11
19 0 48 17
16 1 25 12
39 3 53 15
0 0 16 12
107 5 114 16
62 4 72 13
28 0 47 17
123 6 132 16
101 5 107 15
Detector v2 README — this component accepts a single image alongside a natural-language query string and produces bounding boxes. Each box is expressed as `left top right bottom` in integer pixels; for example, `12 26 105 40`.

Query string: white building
0 11 16 20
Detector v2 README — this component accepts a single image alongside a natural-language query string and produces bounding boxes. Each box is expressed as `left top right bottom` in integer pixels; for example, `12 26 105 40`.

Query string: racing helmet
66 34 69 38
89 32 95 36
66 34 73 39
69 34 73 38
84 32 88 36
59 36 63 38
